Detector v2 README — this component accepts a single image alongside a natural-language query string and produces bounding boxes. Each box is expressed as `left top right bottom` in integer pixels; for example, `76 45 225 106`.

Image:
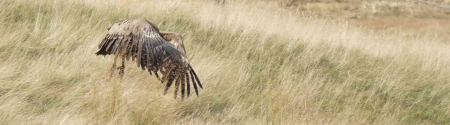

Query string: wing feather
189 64 203 89
185 72 191 97
146 41 153 68
164 74 175 94
98 34 110 49
111 35 123 54
130 35 138 61
174 76 180 98
96 18 203 98
139 40 146 70
105 38 116 52
137 34 144 67
189 70 199 96
181 74 186 99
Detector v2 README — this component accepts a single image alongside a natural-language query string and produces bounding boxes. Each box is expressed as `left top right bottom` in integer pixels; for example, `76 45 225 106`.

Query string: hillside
1 0 450 124
271 0 450 41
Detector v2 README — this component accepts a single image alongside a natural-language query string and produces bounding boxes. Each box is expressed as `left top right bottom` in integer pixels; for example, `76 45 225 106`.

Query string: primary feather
96 18 203 98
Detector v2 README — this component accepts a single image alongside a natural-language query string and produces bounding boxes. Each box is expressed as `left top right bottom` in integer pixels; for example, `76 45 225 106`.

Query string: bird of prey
95 18 203 98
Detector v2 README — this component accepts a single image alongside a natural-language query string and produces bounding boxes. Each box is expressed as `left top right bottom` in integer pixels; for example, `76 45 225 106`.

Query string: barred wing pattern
96 19 203 98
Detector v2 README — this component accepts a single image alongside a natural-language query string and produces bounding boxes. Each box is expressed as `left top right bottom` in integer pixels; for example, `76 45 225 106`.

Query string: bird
95 18 203 99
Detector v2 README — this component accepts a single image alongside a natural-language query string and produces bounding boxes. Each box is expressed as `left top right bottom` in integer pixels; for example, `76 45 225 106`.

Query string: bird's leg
118 58 125 80
109 54 120 79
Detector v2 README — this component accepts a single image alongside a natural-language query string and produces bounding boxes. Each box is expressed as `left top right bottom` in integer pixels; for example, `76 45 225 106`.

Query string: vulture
95 18 203 99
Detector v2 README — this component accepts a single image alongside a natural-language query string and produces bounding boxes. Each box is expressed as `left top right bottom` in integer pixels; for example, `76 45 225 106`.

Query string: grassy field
1 0 450 124
272 0 450 42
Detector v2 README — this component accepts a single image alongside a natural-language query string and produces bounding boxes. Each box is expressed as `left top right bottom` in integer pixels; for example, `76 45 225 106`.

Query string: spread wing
96 18 203 98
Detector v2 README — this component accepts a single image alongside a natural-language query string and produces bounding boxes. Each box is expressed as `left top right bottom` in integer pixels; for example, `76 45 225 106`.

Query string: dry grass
1 0 450 124
271 0 450 42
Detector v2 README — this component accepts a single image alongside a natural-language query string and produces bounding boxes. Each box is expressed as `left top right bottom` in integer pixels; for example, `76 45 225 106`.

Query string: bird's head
163 33 186 55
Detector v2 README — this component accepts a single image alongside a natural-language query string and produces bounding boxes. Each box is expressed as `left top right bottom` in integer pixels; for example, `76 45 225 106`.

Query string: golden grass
272 0 450 42
1 0 450 124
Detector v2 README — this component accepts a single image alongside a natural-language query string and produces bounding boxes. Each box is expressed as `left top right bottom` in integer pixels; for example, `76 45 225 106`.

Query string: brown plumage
96 18 203 98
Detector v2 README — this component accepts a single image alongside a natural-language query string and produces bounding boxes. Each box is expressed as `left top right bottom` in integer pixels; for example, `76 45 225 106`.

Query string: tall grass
1 0 449 124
